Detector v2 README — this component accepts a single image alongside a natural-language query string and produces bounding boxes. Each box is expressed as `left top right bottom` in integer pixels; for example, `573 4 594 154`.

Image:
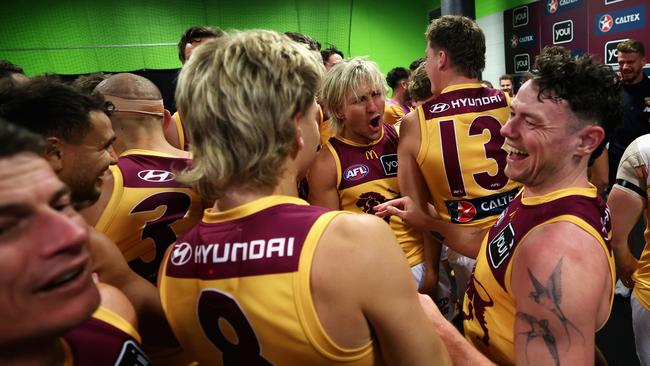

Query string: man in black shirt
608 39 650 189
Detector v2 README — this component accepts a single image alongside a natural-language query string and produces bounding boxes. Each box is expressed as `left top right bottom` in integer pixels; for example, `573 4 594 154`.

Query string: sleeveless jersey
171 112 189 151
463 187 615 365
614 134 650 310
325 124 424 267
95 149 203 283
417 83 520 229
383 99 412 125
160 196 379 365
61 306 150 366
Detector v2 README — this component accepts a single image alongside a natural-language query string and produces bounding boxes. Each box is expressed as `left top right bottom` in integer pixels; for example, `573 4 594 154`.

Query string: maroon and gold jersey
463 187 615 365
61 306 150 366
95 149 202 283
160 196 378 365
383 99 412 125
326 124 423 266
417 83 520 229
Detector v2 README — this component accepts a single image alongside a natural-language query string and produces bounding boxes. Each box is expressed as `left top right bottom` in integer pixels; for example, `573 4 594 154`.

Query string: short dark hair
0 60 24 79
284 32 321 51
480 80 494 88
409 58 425 71
178 26 225 63
499 74 513 82
71 72 111 95
386 67 410 90
0 119 48 158
617 39 645 58
426 15 485 78
321 47 344 64
0 77 110 144
532 46 622 162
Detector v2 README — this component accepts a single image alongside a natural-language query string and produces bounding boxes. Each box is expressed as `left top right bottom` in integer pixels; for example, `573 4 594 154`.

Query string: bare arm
307 146 340 209
511 222 612 366
374 196 486 258
608 187 644 287
89 228 178 347
312 214 451 365
418 294 496 365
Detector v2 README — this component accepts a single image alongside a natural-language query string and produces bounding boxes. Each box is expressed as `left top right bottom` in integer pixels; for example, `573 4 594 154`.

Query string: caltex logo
548 0 559 14
451 201 477 223
511 34 519 48
599 14 613 32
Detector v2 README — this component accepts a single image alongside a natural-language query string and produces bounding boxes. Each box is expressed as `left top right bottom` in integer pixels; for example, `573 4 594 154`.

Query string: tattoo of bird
528 258 584 348
517 312 560 366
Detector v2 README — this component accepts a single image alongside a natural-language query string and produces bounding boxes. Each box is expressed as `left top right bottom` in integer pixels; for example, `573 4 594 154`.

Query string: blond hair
320 57 386 136
407 63 432 102
175 30 324 200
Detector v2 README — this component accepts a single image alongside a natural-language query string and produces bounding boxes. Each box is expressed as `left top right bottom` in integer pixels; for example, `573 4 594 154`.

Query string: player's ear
44 136 64 173
576 124 605 156
292 111 305 158
163 109 172 128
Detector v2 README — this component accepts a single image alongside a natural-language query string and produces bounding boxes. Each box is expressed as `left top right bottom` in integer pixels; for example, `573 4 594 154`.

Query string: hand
615 251 638 288
374 196 436 231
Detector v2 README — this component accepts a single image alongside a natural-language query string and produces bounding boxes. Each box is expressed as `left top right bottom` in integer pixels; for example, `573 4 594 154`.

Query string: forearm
436 317 495 365
428 220 484 259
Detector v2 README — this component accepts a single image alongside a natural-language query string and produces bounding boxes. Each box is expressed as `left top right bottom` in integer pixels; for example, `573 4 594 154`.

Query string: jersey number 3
198 289 273 365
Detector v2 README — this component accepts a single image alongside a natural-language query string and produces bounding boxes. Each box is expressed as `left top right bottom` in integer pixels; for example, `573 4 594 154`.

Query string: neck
392 90 409 105
523 161 591 197
437 73 478 94
114 123 189 158
215 166 299 212
0 338 64 366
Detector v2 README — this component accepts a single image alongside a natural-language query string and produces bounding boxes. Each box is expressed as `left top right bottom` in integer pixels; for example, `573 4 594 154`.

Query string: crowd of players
0 14 649 366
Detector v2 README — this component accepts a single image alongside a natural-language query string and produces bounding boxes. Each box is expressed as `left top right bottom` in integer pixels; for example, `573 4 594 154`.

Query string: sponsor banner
444 188 519 224
514 53 530 73
595 5 646 34
553 20 574 44
504 1 542 75
545 0 582 15
513 5 529 28
604 38 628 65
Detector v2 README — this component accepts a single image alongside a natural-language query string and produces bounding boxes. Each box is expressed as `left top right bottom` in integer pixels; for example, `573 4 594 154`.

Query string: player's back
160 196 379 365
418 83 520 228
96 149 202 283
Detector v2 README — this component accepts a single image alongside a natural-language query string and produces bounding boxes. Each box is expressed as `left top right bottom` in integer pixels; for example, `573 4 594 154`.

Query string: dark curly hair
426 15 485 78
178 26 225 63
0 77 111 144
531 46 622 162
386 67 410 90
284 32 321 52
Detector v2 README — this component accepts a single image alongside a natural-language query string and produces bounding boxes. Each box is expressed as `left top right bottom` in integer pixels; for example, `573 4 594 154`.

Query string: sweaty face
58 110 116 207
0 154 99 345
617 51 646 85
500 81 583 193
339 82 385 145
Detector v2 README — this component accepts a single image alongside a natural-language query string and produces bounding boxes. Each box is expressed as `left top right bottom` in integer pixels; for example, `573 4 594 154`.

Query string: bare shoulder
96 282 138 328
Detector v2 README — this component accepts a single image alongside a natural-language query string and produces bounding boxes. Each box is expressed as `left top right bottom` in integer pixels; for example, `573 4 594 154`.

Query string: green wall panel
0 0 522 76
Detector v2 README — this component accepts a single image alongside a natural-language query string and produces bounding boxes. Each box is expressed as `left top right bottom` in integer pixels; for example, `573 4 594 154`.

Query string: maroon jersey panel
166 203 330 280
117 154 191 189
484 193 611 290
422 86 508 119
329 124 399 191
63 316 150 366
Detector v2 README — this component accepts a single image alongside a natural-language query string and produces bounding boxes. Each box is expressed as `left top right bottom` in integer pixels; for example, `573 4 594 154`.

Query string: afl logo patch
344 164 369 181
137 169 175 182
171 242 192 266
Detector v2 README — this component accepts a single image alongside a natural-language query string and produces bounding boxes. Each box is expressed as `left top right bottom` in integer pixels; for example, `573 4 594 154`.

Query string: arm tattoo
527 258 584 346
516 312 559 366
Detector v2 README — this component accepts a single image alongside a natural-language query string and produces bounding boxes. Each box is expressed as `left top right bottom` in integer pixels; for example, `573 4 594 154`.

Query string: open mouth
369 116 381 128
38 267 85 293
505 145 529 160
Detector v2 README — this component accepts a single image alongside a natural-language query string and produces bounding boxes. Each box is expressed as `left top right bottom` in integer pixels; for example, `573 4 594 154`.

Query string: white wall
477 12 506 87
